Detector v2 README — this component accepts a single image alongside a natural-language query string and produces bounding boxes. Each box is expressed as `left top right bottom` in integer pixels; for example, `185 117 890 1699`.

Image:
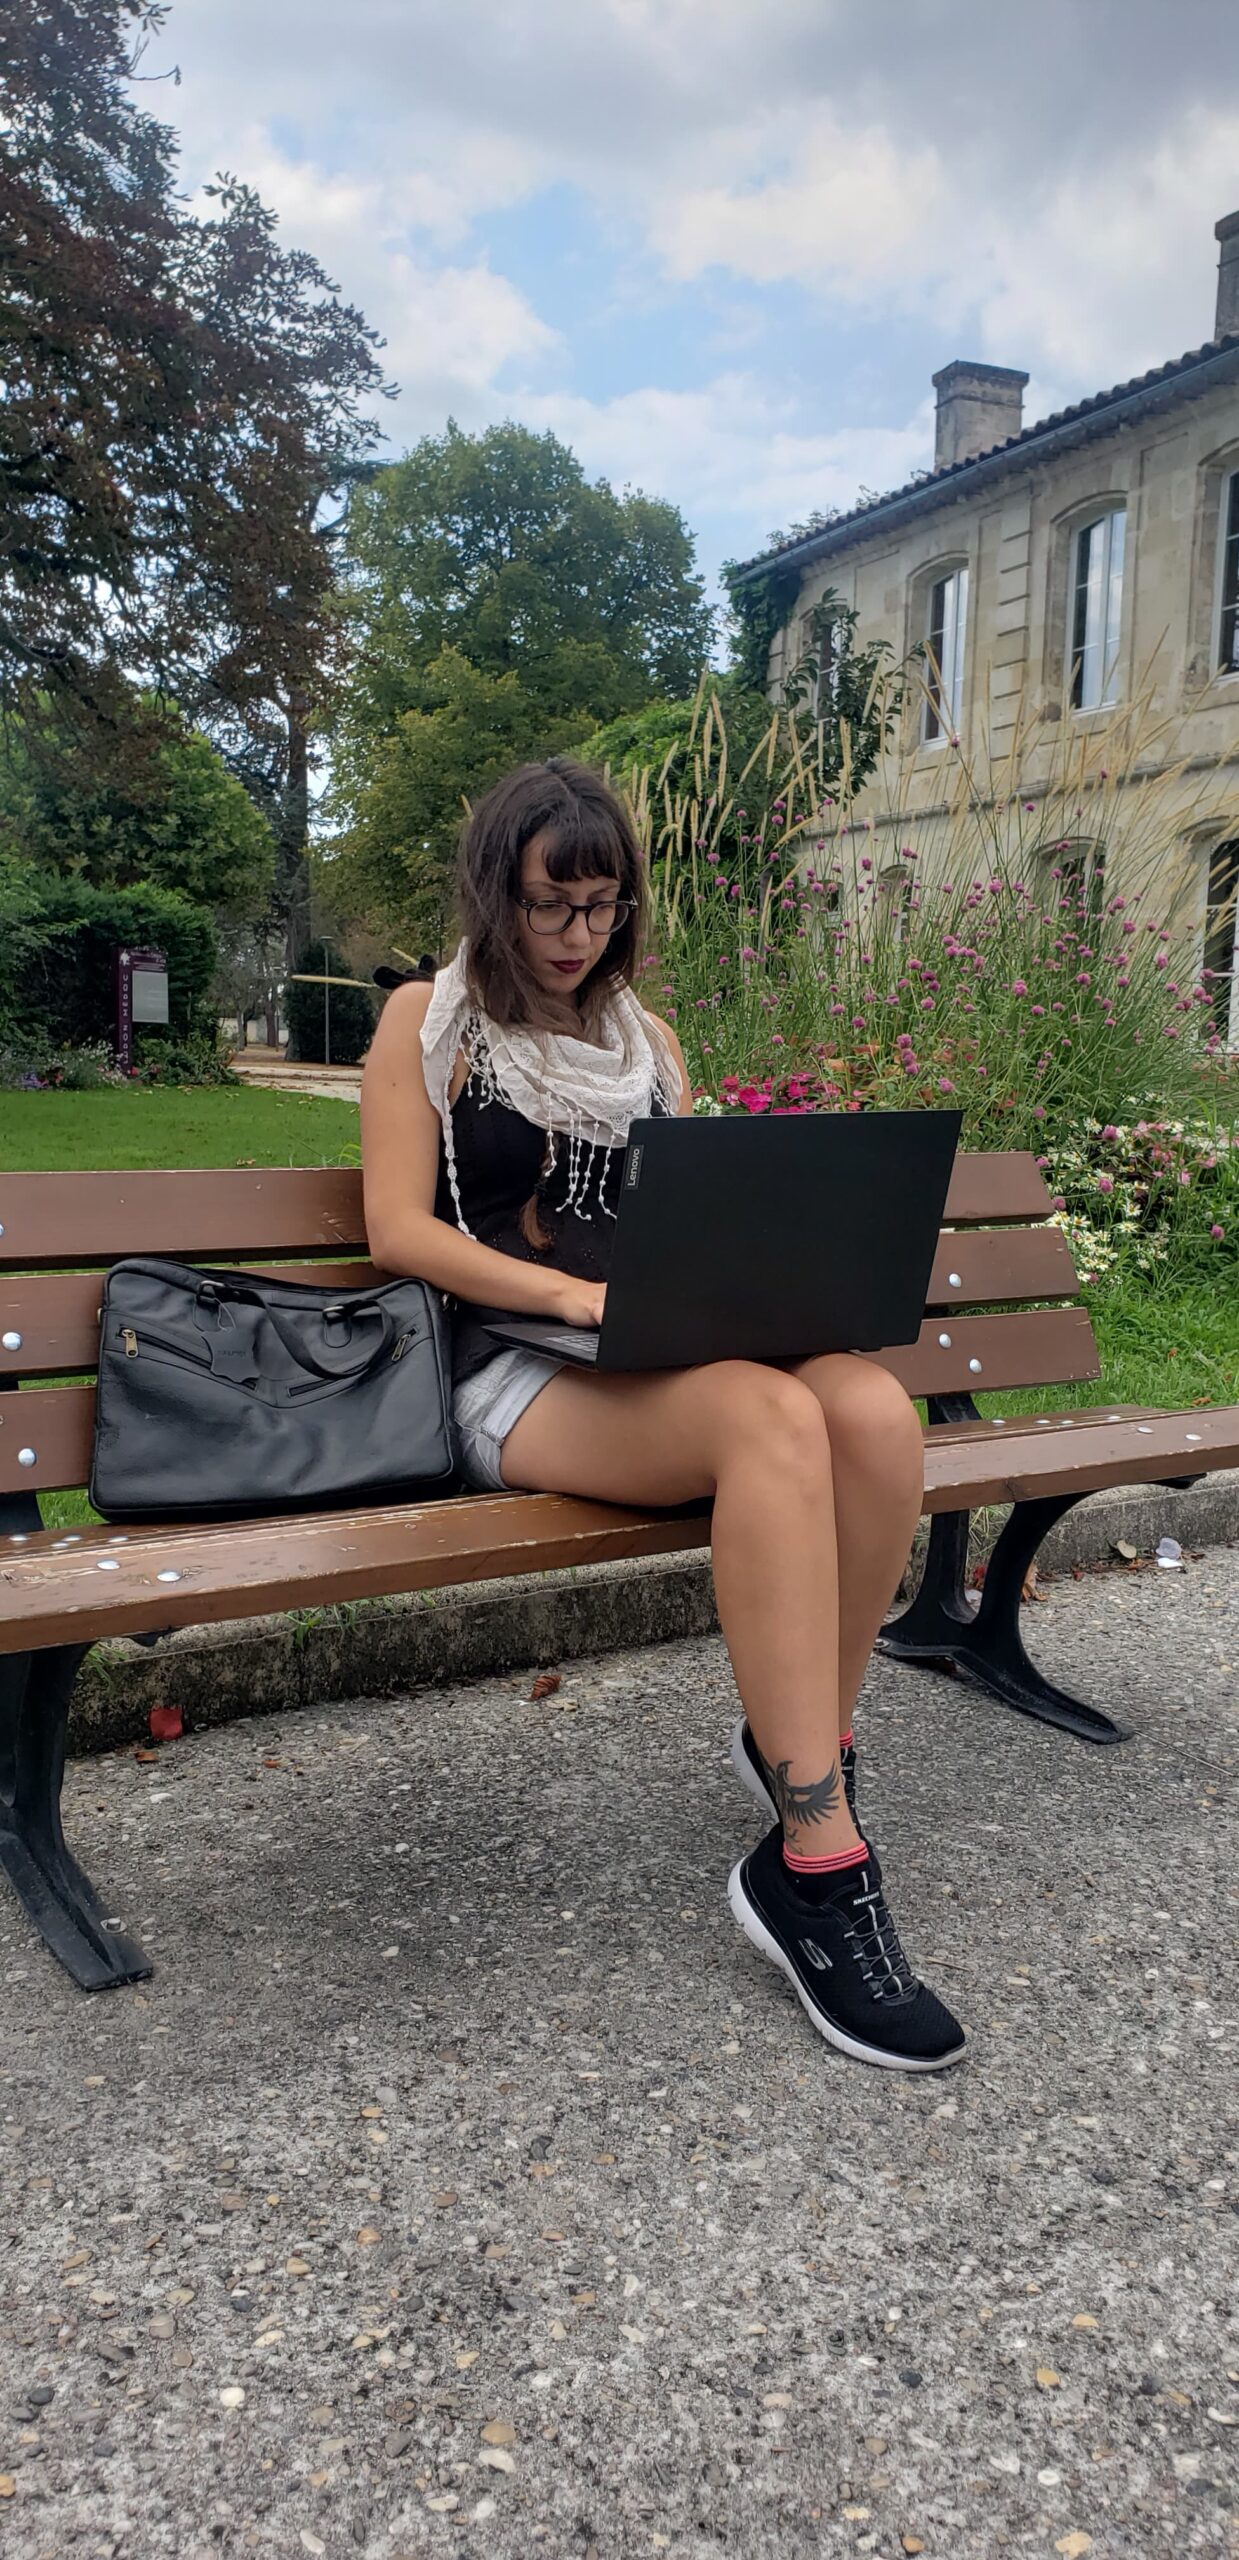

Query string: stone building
732 212 1239 1044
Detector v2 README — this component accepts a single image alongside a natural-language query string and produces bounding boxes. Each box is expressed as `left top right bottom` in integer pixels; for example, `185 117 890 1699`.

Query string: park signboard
114 946 169 1071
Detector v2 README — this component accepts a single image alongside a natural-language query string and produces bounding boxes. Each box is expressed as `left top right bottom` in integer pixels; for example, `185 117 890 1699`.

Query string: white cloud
521 375 934 547
655 112 948 296
190 133 558 439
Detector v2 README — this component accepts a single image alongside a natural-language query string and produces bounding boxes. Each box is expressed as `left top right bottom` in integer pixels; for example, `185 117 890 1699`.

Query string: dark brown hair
455 758 647 1034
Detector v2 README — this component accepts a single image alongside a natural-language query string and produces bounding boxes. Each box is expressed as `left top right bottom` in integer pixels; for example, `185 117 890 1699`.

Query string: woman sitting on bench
361 757 965 2074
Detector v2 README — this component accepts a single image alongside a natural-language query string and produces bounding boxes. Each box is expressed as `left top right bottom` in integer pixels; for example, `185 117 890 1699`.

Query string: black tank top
435 1071 670 1384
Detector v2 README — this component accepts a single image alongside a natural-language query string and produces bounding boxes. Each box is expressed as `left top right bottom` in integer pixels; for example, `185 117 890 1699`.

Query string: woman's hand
546 1274 607 1329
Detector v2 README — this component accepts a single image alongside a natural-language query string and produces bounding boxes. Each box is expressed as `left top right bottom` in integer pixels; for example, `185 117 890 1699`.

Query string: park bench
2 1155 1237 1994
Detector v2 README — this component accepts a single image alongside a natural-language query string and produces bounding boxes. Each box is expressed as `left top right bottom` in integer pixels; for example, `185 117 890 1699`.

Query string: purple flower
1011 979 1028 997
1211 1223 1225 1240
1097 1173 1114 1194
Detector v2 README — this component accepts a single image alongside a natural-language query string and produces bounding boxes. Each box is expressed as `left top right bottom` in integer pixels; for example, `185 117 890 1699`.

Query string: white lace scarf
420 942 683 1235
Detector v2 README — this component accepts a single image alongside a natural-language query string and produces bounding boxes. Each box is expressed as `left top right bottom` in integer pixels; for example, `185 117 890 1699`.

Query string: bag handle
262 1296 398 1381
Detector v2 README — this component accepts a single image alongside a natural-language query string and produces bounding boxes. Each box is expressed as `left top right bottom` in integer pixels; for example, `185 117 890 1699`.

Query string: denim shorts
453 1345 565 1491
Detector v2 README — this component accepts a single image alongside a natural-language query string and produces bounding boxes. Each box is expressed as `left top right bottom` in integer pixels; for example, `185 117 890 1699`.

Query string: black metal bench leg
0 1638 153 1989
0 1469 153 1991
879 1493 1129 1745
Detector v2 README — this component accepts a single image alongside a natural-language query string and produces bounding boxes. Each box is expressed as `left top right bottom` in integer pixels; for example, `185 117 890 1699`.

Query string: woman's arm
643 1009 694 1118
360 982 591 1318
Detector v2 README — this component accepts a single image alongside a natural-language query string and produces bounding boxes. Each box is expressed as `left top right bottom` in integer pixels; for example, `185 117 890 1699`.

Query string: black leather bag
90 1258 459 1522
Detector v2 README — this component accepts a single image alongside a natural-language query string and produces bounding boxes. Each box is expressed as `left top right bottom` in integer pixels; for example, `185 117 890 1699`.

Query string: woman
362 758 965 2072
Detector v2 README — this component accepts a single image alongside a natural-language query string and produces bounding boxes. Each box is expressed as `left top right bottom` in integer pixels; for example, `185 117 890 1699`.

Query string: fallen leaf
149 1704 183 1743
1054 2538 1092 2558
1036 2367 1062 2389
1021 1562 1043 1601
1111 1540 1138 1562
133 1748 160 1764
529 1672 561 1699
480 2420 515 2446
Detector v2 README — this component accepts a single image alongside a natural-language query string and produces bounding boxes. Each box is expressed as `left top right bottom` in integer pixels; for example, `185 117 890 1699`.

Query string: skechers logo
799 1939 833 1972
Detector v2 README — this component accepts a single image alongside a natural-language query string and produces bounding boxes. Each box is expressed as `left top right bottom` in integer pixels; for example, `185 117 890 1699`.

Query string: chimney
932 360 1029 471
1215 211 1239 340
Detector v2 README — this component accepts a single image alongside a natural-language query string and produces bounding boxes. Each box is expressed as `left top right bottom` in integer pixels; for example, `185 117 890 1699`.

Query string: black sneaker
730 1716 859 1830
727 1823 966 2072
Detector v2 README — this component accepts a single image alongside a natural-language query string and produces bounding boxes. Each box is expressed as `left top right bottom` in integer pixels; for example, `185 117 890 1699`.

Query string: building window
1038 837 1106 915
924 567 968 741
813 616 838 718
1217 473 1239 675
1203 836 1239 1044
878 863 912 941
1069 509 1125 709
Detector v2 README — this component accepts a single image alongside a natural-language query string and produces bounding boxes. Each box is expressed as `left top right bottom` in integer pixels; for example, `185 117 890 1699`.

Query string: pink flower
937 1077 955 1093
1011 979 1028 997
1211 1223 1225 1240
1097 1173 1114 1194
1102 1124 1118 1141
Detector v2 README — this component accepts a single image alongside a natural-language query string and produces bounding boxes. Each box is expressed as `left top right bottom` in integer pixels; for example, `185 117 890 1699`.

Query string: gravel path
3 1549 1237 2559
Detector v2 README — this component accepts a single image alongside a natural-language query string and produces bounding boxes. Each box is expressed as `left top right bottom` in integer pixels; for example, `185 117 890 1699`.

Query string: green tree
0 0 388 964
0 706 274 916
333 422 714 928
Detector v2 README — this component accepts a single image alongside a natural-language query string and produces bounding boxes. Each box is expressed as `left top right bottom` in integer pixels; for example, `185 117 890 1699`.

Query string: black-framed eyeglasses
517 895 636 937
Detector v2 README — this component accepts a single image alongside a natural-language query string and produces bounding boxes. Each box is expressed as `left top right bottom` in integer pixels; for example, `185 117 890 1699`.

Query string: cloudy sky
149 0 1239 599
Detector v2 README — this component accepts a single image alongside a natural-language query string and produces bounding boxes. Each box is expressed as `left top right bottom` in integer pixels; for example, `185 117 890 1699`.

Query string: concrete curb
69 1467 1239 1756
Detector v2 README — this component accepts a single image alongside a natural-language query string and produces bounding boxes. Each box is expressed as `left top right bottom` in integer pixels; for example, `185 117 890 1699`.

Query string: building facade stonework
735 214 1239 1043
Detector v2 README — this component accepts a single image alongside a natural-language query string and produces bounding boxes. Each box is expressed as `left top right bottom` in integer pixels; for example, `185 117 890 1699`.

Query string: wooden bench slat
0 1228 1081 1379
0 1149 1050 1271
925 1223 1078 1307
0 1168 369 1268
880 1306 1099 1398
0 1305 1101 1495
3 1402 1236 1656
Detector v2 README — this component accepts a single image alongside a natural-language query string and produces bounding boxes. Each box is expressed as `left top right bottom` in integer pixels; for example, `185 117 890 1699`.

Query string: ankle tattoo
755 1746 842 1833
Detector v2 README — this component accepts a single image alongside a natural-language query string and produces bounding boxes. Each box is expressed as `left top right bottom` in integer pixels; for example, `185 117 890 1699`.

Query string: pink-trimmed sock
782 1835 869 1901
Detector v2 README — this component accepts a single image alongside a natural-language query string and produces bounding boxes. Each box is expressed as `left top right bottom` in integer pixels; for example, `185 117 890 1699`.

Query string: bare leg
500 1359 858 1862
786 1355 925 1743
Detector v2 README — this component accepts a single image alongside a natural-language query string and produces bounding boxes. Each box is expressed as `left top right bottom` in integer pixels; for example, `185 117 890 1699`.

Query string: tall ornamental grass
615 681 1237 1276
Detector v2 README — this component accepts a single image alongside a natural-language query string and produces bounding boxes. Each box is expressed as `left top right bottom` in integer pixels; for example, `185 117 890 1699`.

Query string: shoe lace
844 1871 919 2005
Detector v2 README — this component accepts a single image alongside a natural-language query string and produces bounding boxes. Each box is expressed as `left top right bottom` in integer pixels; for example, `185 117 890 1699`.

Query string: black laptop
482 1109 961 1371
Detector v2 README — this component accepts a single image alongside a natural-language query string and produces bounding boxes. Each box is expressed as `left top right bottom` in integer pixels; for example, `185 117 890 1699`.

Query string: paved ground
229 1054 363 1106
4 1551 1237 2560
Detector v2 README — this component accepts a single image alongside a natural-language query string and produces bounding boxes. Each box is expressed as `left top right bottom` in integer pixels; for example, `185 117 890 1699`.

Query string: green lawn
0 1083 360 1172
6 1085 1233 1532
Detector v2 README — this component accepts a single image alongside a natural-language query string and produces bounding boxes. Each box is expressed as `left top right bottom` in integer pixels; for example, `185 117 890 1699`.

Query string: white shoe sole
726 1858 967 2074
729 1715 776 1818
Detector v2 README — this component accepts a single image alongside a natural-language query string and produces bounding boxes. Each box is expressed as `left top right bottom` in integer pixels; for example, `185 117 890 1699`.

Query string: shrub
133 1031 239 1087
0 869 217 1050
285 937 375 1064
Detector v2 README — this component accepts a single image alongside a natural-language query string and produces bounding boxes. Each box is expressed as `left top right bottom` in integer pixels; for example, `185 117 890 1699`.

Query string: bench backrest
0 1155 1097 1500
